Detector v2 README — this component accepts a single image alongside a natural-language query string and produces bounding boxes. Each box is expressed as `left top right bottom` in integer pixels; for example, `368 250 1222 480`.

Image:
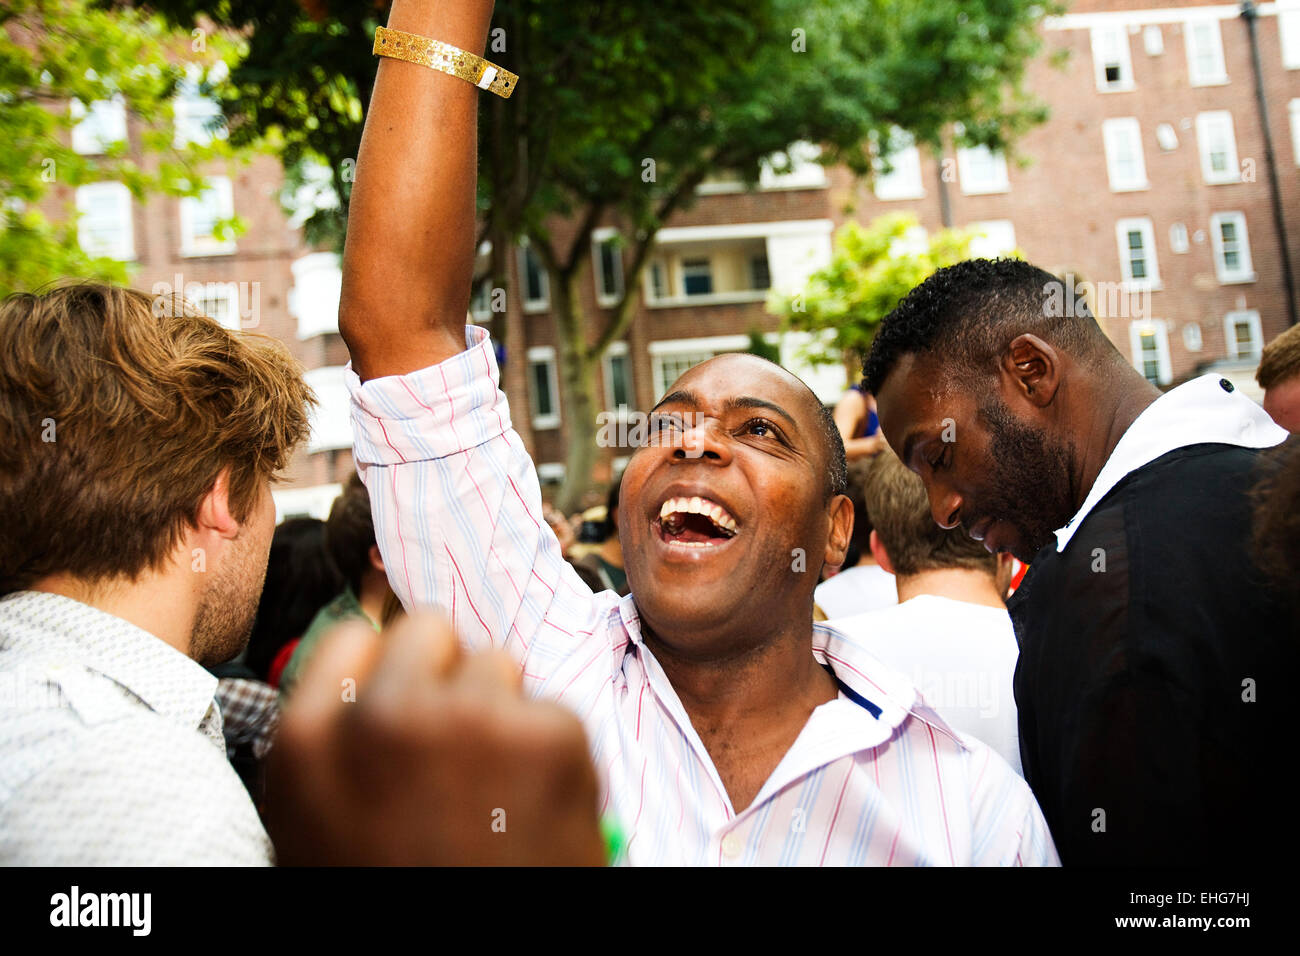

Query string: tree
769 213 1019 370
128 0 1054 511
0 0 244 293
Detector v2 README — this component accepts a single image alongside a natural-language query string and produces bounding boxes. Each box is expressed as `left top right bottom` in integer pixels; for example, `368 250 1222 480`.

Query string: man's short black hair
862 258 1112 395
817 399 848 500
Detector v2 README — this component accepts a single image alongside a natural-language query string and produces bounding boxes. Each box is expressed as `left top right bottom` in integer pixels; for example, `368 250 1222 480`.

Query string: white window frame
1195 111 1240 184
602 341 634 419
526 346 561 430
1155 122 1179 151
648 334 750 400
75 182 134 260
195 281 240 331
592 228 625 307
758 141 828 190
1115 217 1161 290
968 220 1017 259
517 241 550 313
1102 118 1149 192
1169 222 1190 254
179 175 236 257
1209 211 1255 284
70 96 127 155
1091 25 1134 92
173 67 228 148
1290 99 1300 167
955 142 1010 195
290 251 343 339
1185 18 1228 87
680 257 715 298
1223 309 1263 362
1143 24 1164 57
1182 321 1203 353
301 366 353 453
1129 320 1173 386
1282 8 1300 70
872 129 925 201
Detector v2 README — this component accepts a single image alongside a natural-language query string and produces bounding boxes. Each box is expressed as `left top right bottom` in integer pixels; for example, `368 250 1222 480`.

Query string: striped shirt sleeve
966 738 1060 866
346 326 602 673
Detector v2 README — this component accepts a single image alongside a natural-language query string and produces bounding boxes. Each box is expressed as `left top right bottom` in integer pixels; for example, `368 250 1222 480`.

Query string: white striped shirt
346 326 1058 866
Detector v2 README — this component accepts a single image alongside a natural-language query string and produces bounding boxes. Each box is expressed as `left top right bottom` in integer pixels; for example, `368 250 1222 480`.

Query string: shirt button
1220 378 1234 393
720 833 742 859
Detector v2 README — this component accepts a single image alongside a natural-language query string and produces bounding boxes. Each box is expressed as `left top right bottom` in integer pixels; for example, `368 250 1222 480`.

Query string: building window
1143 25 1164 57
173 66 229 147
1116 217 1159 288
681 258 714 297
758 141 827 190
653 350 715 399
592 230 624 306
1209 212 1255 284
1195 111 1240 184
526 346 560 429
196 282 240 331
1129 320 1172 385
1283 9 1300 69
649 261 667 299
1102 118 1148 191
968 220 1017 259
1091 25 1134 92
956 142 1010 195
872 129 925 201
291 252 343 339
70 97 127 155
1182 321 1203 352
603 342 634 415
1169 222 1190 254
749 253 771 291
1224 309 1263 361
75 182 134 260
1186 18 1227 86
302 366 354 452
470 277 493 320
1290 99 1300 166
180 176 236 256
518 241 550 312
1155 123 1179 151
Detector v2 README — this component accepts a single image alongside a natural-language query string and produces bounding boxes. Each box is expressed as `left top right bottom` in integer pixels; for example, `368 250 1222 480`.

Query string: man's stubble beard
190 527 268 667
977 394 1078 564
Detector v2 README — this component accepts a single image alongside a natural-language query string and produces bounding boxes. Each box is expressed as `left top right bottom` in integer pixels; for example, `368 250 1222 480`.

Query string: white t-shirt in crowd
814 563 897 619
827 595 1023 776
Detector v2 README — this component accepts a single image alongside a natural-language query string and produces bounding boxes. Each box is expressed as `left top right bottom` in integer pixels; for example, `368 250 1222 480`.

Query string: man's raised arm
339 0 490 381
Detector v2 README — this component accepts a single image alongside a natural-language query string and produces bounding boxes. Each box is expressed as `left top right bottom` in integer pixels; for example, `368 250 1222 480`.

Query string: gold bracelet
373 25 517 99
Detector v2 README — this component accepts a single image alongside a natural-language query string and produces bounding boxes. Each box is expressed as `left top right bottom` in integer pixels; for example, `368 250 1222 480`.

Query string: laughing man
338 0 1057 865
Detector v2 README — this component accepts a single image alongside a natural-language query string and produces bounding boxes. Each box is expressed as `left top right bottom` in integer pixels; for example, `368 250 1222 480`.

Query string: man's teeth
656 496 738 535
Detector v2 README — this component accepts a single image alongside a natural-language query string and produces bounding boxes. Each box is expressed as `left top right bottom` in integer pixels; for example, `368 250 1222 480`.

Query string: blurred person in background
1257 323 1300 433
832 380 886 462
279 473 395 697
827 447 1021 773
208 516 344 802
813 458 896 619
573 472 629 596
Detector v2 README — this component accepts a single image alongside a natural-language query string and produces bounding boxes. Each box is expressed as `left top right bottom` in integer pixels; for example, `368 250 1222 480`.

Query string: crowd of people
2 0 1299 867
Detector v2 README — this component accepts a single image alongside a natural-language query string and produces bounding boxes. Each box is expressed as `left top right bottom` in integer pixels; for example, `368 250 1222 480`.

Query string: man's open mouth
655 496 738 547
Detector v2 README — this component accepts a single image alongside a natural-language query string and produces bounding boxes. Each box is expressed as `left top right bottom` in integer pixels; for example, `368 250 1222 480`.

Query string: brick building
54 0 1300 515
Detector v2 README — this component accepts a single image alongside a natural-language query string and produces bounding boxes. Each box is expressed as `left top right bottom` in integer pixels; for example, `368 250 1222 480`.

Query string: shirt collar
1053 374 1287 553
0 590 219 733
613 593 953 744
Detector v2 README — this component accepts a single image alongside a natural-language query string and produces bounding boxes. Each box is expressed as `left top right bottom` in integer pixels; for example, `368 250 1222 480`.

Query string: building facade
51 0 1300 514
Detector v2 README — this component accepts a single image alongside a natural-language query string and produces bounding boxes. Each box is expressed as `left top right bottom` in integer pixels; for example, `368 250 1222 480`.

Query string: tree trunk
552 269 600 515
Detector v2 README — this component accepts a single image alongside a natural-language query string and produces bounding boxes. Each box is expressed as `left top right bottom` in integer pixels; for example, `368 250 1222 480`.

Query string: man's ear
194 467 241 540
368 544 386 574
823 493 854 570
1004 333 1061 408
869 529 894 576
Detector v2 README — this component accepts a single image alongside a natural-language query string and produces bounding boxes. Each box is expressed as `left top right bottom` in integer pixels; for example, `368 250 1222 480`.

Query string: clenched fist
265 610 605 866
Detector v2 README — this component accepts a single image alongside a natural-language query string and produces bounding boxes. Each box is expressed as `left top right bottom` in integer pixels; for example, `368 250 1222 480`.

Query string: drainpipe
1242 0 1298 326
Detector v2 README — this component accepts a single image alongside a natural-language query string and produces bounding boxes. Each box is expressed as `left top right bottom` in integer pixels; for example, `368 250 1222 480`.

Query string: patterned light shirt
347 326 1059 866
0 591 272 865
